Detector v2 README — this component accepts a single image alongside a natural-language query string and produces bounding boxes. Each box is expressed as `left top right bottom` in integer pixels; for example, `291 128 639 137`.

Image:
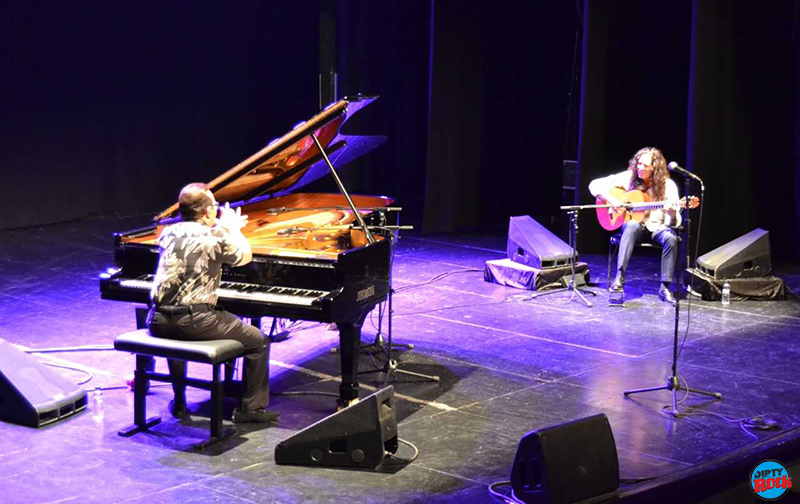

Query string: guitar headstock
677 196 700 210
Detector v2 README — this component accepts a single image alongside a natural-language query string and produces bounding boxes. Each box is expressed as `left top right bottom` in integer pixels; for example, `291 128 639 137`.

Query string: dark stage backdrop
312 1 579 233
4 1 799 263
578 0 799 260
1 1 320 230
309 0 434 228
423 2 580 233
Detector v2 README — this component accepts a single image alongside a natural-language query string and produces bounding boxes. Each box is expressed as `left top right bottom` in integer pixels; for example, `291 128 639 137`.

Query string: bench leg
193 363 235 451
210 364 223 438
223 359 245 399
118 354 161 437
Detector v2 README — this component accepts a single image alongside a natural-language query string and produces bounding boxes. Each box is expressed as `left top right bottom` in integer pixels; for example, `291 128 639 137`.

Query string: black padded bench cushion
114 329 244 364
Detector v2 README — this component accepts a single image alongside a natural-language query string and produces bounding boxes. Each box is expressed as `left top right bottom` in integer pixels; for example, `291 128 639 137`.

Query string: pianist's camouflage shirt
150 221 247 307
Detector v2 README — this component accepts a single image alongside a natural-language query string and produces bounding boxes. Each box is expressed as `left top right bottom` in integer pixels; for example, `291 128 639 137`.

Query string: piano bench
114 328 246 451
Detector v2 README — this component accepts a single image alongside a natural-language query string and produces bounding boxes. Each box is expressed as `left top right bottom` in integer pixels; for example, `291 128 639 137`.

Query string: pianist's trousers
616 220 679 284
147 307 271 411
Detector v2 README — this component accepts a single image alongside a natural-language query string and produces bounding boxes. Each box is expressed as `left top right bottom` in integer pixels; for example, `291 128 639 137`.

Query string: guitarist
589 147 680 304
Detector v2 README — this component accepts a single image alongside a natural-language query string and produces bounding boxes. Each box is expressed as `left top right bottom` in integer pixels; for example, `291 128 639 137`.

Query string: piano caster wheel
336 398 360 411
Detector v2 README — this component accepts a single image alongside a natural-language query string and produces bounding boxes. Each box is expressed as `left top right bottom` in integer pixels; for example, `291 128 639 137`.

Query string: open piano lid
153 95 385 223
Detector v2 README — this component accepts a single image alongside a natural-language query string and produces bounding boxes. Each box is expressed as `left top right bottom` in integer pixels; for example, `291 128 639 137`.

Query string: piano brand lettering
357 285 375 301
750 460 791 500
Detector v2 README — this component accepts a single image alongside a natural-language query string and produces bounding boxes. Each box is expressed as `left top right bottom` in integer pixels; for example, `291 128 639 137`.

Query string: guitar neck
629 197 691 211
630 201 670 211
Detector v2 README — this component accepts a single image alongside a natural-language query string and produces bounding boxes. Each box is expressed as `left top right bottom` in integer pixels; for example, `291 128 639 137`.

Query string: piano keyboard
119 276 329 307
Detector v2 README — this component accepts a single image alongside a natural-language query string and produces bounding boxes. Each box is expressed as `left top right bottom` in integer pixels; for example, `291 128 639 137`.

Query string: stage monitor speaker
275 386 398 469
511 413 619 504
507 215 575 269
0 339 88 427
696 228 771 280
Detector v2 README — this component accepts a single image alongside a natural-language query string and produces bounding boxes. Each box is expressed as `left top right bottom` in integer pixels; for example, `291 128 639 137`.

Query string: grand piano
100 96 393 407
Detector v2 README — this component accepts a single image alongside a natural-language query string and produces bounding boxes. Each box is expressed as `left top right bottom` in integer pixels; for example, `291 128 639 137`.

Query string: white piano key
118 278 328 307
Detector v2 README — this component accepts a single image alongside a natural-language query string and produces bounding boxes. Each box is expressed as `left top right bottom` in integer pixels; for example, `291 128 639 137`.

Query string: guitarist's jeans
617 220 679 284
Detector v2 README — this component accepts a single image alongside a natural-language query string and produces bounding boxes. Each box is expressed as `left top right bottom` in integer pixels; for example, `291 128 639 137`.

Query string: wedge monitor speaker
0 339 87 427
507 215 575 269
275 386 398 469
696 228 771 279
510 413 619 504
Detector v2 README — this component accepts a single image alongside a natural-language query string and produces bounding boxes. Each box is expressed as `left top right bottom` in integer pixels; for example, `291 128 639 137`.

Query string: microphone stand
530 204 599 307
623 171 721 417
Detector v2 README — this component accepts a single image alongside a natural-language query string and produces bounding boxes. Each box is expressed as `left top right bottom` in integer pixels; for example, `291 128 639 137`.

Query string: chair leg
608 237 625 307
607 241 618 291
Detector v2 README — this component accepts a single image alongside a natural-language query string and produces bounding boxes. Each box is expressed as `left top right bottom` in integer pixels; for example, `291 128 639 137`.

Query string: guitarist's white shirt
589 170 681 233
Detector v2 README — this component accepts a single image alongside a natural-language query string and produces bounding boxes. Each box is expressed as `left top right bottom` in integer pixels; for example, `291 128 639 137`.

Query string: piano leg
336 312 368 409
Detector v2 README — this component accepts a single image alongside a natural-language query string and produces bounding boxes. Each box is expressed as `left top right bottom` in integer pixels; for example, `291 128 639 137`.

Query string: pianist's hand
217 202 249 232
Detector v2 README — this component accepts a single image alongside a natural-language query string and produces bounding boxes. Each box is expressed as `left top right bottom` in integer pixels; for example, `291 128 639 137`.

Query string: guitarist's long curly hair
627 147 668 201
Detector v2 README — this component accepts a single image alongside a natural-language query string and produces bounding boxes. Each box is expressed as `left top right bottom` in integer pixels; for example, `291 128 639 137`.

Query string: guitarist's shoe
658 285 676 305
609 273 625 307
610 272 625 293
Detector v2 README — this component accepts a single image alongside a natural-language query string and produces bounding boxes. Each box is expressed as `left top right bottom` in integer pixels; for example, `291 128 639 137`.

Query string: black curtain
577 0 693 253
578 0 799 260
310 0 432 227
423 2 580 234
0 1 319 230
7 0 798 263
687 0 797 260
327 1 579 235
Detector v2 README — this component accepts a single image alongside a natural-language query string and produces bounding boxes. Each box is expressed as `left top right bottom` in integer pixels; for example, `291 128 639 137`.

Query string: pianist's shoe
168 399 190 419
232 407 280 424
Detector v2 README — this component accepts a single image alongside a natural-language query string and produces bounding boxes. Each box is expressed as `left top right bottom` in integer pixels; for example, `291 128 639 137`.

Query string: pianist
146 182 279 424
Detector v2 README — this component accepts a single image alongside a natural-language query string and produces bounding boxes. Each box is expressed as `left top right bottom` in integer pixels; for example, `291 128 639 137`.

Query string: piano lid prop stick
310 133 376 244
267 206 403 214
283 225 414 233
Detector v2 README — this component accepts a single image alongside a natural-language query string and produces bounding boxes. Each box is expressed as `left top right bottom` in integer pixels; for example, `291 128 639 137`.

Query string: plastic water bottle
721 282 730 305
92 387 104 422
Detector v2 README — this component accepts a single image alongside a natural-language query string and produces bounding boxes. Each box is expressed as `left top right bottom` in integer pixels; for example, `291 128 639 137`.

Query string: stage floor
1 216 799 503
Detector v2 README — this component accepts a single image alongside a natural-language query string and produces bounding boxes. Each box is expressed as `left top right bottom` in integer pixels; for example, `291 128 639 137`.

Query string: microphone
668 162 705 191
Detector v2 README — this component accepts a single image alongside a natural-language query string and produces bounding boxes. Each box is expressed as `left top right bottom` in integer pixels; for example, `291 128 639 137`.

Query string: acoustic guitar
595 187 699 232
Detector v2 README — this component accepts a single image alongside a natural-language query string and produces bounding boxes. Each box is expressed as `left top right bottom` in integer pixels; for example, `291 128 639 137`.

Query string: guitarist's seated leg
653 228 679 304
612 220 646 292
